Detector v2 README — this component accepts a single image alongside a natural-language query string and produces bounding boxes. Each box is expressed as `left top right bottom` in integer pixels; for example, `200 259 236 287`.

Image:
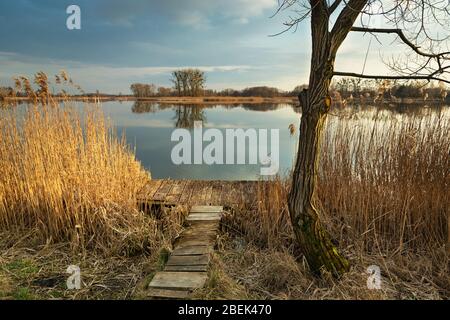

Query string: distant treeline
128 84 298 98
1 72 449 102
331 78 449 101
129 75 450 101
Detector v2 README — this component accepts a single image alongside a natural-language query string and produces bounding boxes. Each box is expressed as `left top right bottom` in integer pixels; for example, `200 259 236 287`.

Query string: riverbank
4 95 450 106
3 96 298 105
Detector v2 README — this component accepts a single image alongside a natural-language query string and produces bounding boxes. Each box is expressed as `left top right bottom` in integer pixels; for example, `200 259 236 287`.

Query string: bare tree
171 69 206 96
274 0 449 276
171 70 182 96
130 83 157 97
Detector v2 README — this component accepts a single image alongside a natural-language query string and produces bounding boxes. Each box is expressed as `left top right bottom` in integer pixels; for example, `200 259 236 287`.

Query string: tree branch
330 0 369 55
350 27 450 59
328 0 342 14
333 71 450 84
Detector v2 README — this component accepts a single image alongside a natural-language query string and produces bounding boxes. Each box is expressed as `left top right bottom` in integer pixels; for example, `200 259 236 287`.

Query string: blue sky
0 0 421 93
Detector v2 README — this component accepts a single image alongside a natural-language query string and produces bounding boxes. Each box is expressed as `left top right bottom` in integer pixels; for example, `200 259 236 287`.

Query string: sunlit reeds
227 107 449 253
319 107 449 251
0 102 154 253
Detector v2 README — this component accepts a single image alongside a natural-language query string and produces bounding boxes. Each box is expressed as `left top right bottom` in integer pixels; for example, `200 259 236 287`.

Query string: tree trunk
288 88 350 277
288 2 350 277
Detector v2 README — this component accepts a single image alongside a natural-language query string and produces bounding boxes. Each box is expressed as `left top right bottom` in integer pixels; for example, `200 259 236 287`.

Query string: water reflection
6 100 449 180
173 105 206 128
131 101 159 113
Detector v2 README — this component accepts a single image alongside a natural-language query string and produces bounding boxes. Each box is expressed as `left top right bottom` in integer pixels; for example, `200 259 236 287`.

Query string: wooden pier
138 179 265 207
140 179 273 298
147 205 223 299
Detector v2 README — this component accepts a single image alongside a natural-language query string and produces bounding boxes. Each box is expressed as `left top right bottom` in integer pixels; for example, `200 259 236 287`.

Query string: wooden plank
190 211 222 216
147 288 191 299
165 180 187 203
166 255 209 266
140 180 163 199
176 233 216 244
187 216 221 222
139 181 261 207
187 221 220 232
178 180 195 204
172 246 212 256
191 205 223 213
149 272 207 290
182 225 217 233
153 180 174 202
165 265 208 272
188 220 220 227
181 230 217 239
175 238 215 248
187 213 221 222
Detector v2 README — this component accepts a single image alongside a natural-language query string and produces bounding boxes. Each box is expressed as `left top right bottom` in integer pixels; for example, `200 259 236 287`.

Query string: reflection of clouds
117 118 173 128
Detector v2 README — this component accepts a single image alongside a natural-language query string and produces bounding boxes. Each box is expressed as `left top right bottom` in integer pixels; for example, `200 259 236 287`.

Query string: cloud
0 51 256 92
70 65 254 77
94 0 278 28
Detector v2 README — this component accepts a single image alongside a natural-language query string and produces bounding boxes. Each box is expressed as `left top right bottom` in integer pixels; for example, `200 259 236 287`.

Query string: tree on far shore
171 69 206 97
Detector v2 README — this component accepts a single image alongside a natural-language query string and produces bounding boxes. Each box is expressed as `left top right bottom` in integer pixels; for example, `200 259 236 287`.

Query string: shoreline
3 96 298 104
3 96 449 106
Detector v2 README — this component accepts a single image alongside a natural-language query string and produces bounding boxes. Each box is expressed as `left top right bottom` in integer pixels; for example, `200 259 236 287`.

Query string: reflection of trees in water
240 103 294 112
173 104 206 128
131 101 448 122
131 102 160 113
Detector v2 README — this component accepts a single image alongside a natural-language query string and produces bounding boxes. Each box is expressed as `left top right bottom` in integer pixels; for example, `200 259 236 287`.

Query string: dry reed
219 106 449 299
0 103 155 254
319 107 449 252
224 106 449 257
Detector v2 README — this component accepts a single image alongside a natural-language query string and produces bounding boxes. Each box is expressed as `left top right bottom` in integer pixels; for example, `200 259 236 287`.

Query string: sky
0 0 444 94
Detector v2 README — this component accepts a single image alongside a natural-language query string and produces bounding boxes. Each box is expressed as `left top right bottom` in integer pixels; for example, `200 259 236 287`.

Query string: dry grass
0 102 155 254
0 73 188 299
219 106 449 299
0 205 187 300
206 241 448 300
319 107 449 251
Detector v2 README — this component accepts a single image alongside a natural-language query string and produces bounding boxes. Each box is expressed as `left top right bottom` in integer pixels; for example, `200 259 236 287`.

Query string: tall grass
319 107 449 251
219 106 449 299
226 106 449 253
0 103 154 253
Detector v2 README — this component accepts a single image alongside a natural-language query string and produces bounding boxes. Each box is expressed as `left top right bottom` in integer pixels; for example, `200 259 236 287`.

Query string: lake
6 100 448 181
99 101 301 180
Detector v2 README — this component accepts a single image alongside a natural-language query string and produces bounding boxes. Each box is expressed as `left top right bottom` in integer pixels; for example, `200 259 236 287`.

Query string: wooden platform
147 206 223 299
138 179 263 207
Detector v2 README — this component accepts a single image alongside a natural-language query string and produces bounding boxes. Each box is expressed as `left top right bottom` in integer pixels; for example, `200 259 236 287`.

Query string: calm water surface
101 101 300 180
6 101 448 180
